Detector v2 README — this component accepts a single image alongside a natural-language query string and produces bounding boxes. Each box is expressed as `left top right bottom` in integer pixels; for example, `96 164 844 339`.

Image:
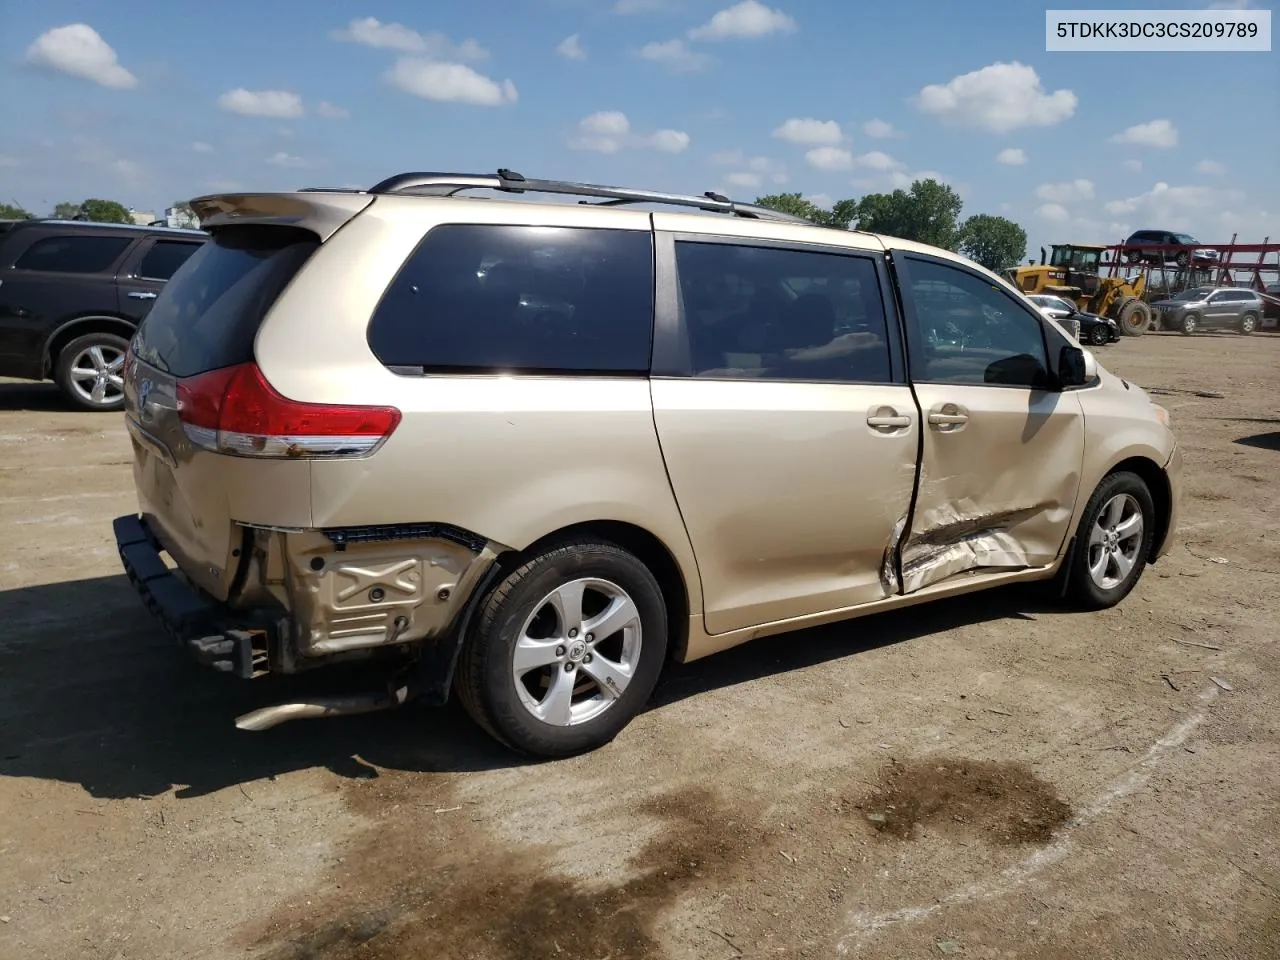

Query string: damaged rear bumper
114 515 271 678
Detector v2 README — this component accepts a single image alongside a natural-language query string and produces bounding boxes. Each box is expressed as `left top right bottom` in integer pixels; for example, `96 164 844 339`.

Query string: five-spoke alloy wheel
1065 471 1155 609
456 538 667 757
55 331 131 412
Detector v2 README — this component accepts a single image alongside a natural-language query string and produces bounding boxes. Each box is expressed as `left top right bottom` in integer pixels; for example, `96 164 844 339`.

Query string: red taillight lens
176 362 400 458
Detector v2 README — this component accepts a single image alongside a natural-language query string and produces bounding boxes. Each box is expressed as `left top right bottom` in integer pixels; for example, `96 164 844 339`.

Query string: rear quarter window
132 225 318 377
367 224 654 374
14 234 134 273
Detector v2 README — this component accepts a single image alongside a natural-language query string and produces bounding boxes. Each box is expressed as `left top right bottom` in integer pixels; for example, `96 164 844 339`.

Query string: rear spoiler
188 191 375 242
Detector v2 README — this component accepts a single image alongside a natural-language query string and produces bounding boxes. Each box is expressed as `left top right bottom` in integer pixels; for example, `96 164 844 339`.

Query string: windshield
1173 287 1214 301
1049 247 1101 270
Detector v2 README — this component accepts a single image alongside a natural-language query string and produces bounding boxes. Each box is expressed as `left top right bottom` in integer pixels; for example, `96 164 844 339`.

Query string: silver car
1150 286 1265 335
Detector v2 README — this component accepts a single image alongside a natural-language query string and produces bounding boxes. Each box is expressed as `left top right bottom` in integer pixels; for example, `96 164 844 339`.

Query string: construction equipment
1010 244 1153 336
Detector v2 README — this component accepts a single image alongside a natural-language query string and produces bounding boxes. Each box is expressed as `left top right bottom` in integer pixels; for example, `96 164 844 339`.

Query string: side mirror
1058 344 1095 388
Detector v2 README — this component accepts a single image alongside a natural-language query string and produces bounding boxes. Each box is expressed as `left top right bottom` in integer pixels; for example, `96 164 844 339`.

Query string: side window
905 258 1050 388
673 241 892 383
367 225 654 374
137 240 203 281
14 235 133 274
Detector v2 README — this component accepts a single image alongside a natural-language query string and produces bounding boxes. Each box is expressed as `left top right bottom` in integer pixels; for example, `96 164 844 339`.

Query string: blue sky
2 0 1277 258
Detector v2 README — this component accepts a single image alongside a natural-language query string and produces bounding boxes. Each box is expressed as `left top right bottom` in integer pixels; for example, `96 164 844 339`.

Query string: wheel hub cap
566 640 587 662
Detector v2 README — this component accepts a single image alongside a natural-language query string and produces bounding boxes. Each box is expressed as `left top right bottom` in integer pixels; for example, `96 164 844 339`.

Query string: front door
893 251 1086 593
650 224 918 634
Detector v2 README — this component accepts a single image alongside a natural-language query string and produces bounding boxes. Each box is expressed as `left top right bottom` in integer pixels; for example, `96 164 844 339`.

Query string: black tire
1180 313 1199 336
1175 251 1190 268
1239 312 1258 335
454 539 668 757
53 331 130 412
1116 297 1151 336
1088 324 1109 346
1125 249 1142 265
1064 471 1156 610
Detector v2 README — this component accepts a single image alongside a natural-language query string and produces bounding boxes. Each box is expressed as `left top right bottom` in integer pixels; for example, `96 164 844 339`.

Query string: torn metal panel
880 511 908 595
899 500 1042 595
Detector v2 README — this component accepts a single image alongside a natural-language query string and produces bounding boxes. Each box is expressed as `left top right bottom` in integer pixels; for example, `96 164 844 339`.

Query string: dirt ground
1 330 1277 960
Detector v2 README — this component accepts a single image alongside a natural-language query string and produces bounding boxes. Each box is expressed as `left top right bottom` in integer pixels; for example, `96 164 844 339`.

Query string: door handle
866 406 912 433
927 404 970 430
867 414 912 428
128 291 157 300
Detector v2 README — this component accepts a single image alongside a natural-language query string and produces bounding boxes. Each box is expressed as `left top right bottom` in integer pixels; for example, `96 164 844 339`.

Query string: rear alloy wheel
1239 313 1258 335
54 332 130 412
1065 471 1156 610
455 539 668 757
1180 313 1199 336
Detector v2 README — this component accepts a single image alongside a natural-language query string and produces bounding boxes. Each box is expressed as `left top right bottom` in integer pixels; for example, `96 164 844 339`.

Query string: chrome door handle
867 415 912 428
128 291 157 300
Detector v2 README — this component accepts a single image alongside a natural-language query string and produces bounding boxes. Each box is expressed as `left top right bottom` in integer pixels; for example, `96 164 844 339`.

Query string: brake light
175 362 401 459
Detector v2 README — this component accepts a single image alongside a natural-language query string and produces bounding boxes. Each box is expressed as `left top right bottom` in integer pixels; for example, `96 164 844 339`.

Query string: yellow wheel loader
1009 244 1152 336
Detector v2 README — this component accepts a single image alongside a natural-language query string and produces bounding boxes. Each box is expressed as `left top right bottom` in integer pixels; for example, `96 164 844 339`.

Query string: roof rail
365 168 813 225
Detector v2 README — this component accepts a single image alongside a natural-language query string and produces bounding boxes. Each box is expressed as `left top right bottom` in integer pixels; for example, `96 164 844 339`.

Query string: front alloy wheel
1065 471 1155 609
1087 494 1144 591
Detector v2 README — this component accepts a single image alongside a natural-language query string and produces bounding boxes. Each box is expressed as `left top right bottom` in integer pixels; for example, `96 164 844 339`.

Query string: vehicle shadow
0 381 75 412
1235 432 1280 452
0 573 1062 800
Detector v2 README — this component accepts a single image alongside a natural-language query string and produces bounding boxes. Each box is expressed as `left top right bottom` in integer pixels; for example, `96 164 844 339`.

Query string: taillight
175 362 401 459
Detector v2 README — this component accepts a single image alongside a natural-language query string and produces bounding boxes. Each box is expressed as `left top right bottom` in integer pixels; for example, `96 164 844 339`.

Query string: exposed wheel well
509 521 692 666
44 316 136 376
1109 456 1171 562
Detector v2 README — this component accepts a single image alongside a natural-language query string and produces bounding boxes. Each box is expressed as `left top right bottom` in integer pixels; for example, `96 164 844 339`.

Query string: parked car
1027 294 1121 346
1149 286 1265 335
1122 230 1219 268
113 169 1182 757
0 219 207 410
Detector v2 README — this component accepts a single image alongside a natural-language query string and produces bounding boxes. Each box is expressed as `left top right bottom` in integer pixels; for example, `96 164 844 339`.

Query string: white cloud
638 39 711 72
191 141 213 154
385 58 518 106
267 152 310 168
217 89 305 118
805 146 853 171
24 23 137 89
557 34 587 60
710 152 787 185
852 168 951 192
725 171 764 189
1036 203 1071 223
568 111 689 153
688 1 797 40
853 150 903 171
1104 182 1245 224
1123 159 1143 172
771 117 843 145
330 18 488 60
804 193 835 209
1108 118 1177 148
915 61 1076 133
1035 178 1094 203
316 100 350 119
645 129 691 153
862 118 901 139
996 147 1027 165
1194 159 1225 176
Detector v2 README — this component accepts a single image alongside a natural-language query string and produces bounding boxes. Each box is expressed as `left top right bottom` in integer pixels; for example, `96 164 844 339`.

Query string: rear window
132 226 317 377
137 239 204 281
14 234 133 273
367 224 654 374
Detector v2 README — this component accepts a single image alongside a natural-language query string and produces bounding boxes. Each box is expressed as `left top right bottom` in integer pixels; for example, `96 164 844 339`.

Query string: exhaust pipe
235 684 411 732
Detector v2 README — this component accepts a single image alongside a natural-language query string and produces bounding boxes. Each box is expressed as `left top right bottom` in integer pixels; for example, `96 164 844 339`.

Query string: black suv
0 220 206 410
1121 229 1218 268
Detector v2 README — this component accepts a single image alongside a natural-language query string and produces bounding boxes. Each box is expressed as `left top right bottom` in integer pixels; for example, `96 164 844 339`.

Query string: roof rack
364 168 813 225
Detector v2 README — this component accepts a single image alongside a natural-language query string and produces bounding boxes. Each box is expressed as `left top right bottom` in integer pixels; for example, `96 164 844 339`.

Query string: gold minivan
114 170 1182 756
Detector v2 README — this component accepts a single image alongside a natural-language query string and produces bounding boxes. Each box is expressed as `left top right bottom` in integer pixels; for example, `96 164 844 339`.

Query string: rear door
1204 290 1236 328
0 229 134 378
892 250 1086 593
649 221 918 634
125 225 320 600
117 235 205 323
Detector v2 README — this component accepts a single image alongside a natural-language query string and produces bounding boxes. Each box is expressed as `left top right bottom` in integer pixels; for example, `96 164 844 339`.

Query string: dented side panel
901 384 1086 593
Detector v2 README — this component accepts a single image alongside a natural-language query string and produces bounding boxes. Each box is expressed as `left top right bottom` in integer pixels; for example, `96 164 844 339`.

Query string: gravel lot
1 331 1277 960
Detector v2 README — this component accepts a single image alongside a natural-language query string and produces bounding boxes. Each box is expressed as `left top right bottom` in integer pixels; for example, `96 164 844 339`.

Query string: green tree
0 202 33 219
79 198 133 224
755 192 857 230
958 214 1028 272
853 178 964 249
53 201 83 220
